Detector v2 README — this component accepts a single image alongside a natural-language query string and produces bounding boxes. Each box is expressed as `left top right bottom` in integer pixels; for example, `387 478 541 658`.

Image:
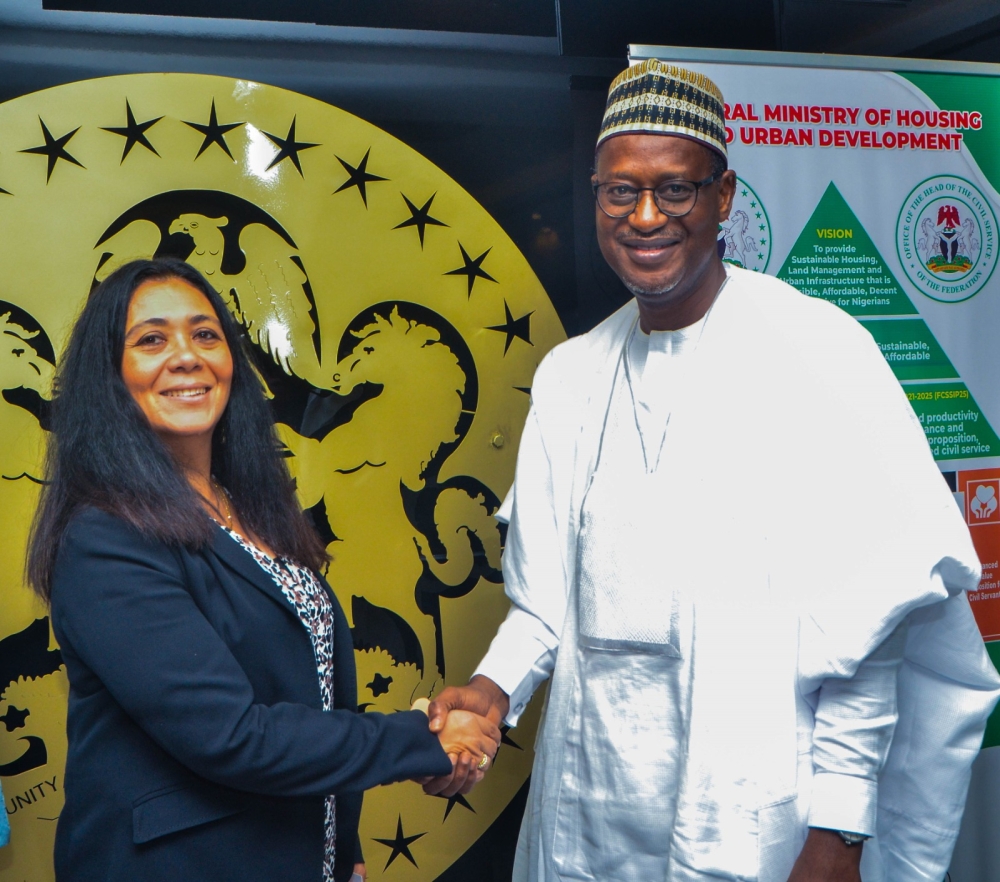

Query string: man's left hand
786 828 862 882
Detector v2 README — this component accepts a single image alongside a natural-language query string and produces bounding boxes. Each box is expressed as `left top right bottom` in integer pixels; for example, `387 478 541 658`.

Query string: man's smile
618 236 681 263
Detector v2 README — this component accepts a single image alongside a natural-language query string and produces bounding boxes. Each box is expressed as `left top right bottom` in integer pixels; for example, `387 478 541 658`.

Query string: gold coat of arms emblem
0 73 565 882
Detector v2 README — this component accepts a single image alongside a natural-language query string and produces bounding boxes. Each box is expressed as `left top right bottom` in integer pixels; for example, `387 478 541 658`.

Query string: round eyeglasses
593 172 721 219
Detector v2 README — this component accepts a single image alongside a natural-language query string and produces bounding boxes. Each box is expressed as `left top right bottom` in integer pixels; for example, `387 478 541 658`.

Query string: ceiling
779 0 1000 60
3 0 1000 63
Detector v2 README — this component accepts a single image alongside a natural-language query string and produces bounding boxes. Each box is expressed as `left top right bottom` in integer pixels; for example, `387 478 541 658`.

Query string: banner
633 46 1000 876
0 73 565 881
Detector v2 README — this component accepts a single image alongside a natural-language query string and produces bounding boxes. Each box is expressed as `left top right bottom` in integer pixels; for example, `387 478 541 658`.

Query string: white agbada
476 266 1000 882
558 310 704 880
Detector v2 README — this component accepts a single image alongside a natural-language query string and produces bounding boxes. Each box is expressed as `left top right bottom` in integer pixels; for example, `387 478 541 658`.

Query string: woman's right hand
427 709 500 797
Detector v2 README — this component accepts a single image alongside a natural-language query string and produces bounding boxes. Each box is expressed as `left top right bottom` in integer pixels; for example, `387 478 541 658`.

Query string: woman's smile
161 386 211 398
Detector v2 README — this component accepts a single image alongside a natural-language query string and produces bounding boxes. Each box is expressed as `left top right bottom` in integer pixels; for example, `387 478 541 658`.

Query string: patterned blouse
222 527 337 882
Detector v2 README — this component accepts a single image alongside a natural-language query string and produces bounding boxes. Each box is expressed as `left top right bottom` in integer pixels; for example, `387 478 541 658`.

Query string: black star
184 99 243 160
262 116 319 176
101 100 162 162
513 386 531 395
482 724 531 769
432 791 475 821
393 193 448 248
445 243 497 297
20 118 85 182
486 301 533 354
0 705 29 732
500 724 523 751
373 815 425 869
334 148 387 207
489 724 525 767
366 672 393 698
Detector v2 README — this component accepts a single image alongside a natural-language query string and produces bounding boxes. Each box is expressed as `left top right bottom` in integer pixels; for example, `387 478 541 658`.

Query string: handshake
416 675 512 798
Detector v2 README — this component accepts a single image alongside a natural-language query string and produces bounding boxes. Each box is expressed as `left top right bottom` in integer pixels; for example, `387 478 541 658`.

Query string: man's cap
597 60 728 159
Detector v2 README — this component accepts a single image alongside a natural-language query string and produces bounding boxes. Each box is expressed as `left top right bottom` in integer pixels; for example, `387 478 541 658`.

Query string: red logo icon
966 478 1000 525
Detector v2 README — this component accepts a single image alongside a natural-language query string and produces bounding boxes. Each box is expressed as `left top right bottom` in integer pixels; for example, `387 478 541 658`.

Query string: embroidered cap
598 60 727 159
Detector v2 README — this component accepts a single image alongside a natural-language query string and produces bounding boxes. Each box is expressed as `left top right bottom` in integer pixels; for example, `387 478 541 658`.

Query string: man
426 61 1000 882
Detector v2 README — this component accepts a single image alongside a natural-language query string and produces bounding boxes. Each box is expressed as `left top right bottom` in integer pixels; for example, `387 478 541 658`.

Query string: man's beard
623 277 679 298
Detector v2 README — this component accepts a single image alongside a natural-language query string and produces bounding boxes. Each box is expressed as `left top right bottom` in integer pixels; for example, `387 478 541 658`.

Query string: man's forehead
595 133 718 175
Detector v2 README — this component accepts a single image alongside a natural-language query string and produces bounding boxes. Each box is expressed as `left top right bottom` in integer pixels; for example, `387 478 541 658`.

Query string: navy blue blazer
49 508 452 882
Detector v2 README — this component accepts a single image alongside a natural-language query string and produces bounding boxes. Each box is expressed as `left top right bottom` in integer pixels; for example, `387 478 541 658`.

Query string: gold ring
477 753 490 770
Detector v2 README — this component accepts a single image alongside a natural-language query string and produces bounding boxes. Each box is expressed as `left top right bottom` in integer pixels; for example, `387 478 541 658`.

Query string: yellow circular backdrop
0 73 564 881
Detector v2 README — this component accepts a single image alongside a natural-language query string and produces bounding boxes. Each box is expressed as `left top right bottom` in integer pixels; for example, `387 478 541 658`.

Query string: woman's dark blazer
49 508 452 882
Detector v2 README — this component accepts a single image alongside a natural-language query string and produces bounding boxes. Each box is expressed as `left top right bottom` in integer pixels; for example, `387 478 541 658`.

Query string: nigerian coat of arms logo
896 174 997 303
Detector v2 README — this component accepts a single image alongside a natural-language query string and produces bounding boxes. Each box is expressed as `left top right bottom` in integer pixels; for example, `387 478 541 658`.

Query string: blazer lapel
208 527 295 612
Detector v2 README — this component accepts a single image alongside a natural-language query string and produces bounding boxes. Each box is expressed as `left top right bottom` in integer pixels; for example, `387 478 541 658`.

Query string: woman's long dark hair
28 257 328 600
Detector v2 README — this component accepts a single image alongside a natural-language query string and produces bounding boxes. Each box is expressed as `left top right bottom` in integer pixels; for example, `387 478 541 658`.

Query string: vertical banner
632 48 1000 673
634 44 1000 872
0 74 565 881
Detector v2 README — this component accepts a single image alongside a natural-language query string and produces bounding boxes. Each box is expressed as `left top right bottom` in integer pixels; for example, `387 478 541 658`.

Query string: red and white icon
967 479 1000 525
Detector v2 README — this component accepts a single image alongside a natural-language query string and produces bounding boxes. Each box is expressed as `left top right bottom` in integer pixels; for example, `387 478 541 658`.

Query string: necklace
208 478 234 528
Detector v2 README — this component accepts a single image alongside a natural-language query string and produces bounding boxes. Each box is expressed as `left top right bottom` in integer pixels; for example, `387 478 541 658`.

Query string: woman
28 258 498 882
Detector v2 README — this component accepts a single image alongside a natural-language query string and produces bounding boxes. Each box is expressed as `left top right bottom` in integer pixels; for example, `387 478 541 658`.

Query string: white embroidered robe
477 266 1000 882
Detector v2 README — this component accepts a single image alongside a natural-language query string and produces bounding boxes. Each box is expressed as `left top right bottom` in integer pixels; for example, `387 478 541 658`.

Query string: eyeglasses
593 172 721 219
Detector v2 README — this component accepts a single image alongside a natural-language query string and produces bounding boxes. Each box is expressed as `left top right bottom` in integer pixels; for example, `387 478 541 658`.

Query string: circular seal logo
718 176 771 272
0 74 566 881
896 175 997 303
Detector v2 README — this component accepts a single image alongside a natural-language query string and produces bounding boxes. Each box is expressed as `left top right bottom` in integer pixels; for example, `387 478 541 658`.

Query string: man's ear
717 169 737 223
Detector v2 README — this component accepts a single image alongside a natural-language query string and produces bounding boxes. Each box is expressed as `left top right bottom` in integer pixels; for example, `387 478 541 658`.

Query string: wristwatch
836 830 869 846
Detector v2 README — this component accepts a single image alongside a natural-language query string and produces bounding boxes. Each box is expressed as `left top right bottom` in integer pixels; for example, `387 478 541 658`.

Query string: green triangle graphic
859 318 959 381
777 183 1000 462
777 182 918 317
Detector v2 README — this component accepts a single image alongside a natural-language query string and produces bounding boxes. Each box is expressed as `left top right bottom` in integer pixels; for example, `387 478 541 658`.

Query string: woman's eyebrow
125 316 168 335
